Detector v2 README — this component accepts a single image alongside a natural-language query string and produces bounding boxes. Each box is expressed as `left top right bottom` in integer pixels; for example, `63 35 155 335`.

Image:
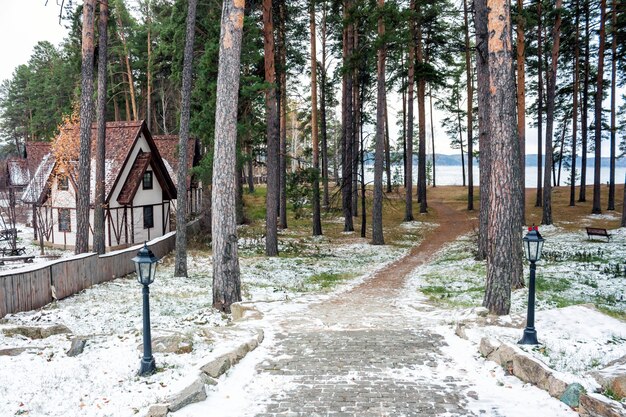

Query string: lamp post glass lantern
519 226 545 345
133 242 159 376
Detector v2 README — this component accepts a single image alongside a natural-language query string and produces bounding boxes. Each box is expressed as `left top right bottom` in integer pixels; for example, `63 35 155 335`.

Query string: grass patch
536 276 572 293
308 272 351 289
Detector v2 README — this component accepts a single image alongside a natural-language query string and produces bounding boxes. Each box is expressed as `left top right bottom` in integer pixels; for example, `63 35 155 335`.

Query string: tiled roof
117 152 151 205
152 135 198 189
21 153 55 204
25 142 51 177
21 120 177 205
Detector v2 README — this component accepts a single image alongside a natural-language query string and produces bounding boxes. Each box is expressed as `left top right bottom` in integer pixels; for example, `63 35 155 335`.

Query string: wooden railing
0 220 200 318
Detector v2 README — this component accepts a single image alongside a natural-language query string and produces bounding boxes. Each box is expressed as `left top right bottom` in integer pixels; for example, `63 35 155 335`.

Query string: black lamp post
133 242 159 376
519 226 545 345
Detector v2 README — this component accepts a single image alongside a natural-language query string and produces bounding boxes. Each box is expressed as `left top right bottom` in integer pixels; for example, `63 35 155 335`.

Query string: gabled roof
152 135 200 189
117 152 152 205
22 153 55 204
21 120 177 205
25 142 51 177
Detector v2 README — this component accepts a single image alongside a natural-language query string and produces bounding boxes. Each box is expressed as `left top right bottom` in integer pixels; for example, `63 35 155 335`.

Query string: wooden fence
0 220 200 318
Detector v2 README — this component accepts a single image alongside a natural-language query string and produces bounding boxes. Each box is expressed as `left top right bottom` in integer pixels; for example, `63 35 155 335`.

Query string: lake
365 165 626 189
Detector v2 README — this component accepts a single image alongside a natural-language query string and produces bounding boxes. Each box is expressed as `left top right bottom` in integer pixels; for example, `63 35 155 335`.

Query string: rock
231 303 263 321
512 353 552 386
145 404 169 417
137 335 193 355
545 374 569 399
611 376 626 400
229 343 250 364
168 376 209 412
487 343 517 366
455 323 468 340
479 338 497 358
3 325 71 339
40 325 72 338
67 338 87 357
560 383 586 408
475 307 489 317
256 329 265 344
0 347 29 356
579 393 626 417
201 354 232 378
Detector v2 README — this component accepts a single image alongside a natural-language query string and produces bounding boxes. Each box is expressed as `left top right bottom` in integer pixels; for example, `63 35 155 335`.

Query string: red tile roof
25 142 51 177
117 152 151 205
152 135 198 189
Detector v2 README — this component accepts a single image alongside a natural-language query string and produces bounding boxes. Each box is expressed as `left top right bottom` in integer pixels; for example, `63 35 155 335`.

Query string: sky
0 1 619 157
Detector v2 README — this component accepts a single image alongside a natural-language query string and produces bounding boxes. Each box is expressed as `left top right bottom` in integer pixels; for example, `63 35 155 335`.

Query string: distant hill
429 154 626 168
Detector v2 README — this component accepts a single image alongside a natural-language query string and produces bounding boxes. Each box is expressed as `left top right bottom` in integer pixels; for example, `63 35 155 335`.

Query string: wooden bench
586 227 612 241
0 255 35 265
0 247 26 256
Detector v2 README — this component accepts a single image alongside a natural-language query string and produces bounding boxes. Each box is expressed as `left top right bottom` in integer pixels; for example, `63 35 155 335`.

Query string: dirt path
343 197 475 297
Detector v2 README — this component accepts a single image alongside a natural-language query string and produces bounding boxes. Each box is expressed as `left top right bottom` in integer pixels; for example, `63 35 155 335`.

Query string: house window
58 209 71 232
143 205 154 229
58 176 69 191
143 171 153 190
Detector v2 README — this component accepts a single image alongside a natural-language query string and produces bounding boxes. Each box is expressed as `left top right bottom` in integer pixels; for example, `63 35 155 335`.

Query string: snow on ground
0 223 413 417
411 226 626 315
0 223 73 271
406 225 626 400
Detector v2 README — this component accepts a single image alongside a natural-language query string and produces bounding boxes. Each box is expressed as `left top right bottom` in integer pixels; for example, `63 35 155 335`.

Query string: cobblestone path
175 200 575 417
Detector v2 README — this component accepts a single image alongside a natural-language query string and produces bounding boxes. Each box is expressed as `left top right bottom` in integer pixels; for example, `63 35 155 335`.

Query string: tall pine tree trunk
341 0 354 232
94 0 108 255
320 0 330 209
384 94 392 193
484 0 523 314
310 0 322 236
580 1 590 202
115 2 138 121
592 0 606 214
352 59 360 217
146 2 152 131
429 89 436 187
263 0 280 255
175 0 197 277
464 0 474 210
516 0 525 220
570 0 580 207
416 6 427 214
404 0 415 221
475 0 490 261
535 0 543 207
541 0 562 225
607 0 617 211
212 0 245 313
76 0 96 254
372 0 385 245
279 0 288 229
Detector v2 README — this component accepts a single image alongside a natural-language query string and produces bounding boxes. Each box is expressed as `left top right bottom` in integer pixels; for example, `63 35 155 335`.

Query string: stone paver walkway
175 200 576 417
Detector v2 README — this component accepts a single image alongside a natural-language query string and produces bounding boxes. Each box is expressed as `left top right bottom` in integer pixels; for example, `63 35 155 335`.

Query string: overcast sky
0 1 619 158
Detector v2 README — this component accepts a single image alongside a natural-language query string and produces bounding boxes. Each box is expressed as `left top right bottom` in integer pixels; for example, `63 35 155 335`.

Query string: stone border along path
172 199 577 417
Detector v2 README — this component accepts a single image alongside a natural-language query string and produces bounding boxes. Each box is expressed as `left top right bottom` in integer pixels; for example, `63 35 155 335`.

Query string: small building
22 121 178 250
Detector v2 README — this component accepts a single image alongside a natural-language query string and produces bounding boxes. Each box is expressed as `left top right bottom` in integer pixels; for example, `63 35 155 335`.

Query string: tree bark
405 0 415 222
483 0 523 315
592 0 606 214
607 0 617 211
341 0 354 232
464 0 474 211
320 1 329 209
475 0 490 261
76 0 96 255
429 89 436 187
94 0 108 255
263 0 280 255
416 5 427 214
146 1 152 131
579 1 590 202
310 0 322 236
174 0 197 277
541 0 562 226
279 0 288 229
570 0 580 207
384 93 392 193
535 0 543 208
372 0 385 245
515 0 525 220
212 0 245 313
